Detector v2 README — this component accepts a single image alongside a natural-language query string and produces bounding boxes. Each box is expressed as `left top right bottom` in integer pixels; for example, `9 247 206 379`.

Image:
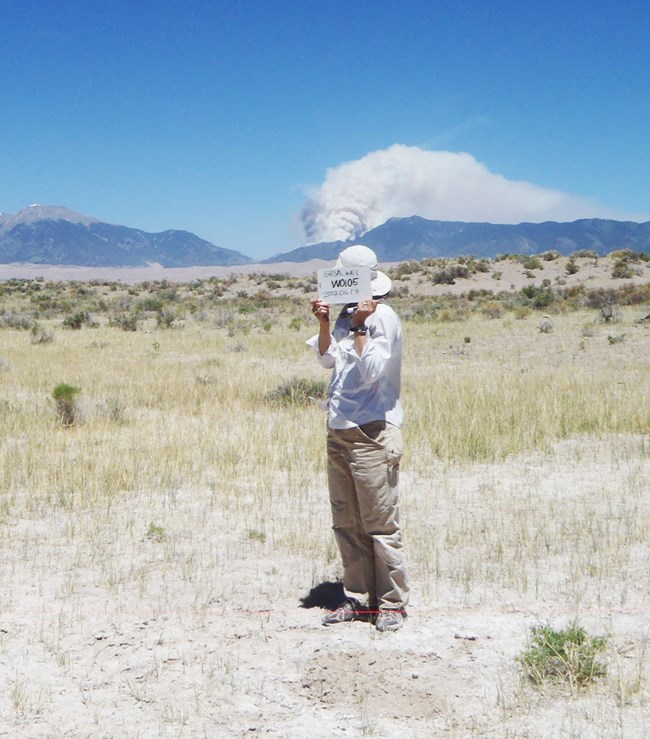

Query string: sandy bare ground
0 261 330 283
1 436 649 738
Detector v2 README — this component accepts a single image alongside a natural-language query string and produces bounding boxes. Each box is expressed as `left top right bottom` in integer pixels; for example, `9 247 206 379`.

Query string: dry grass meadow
1 252 649 737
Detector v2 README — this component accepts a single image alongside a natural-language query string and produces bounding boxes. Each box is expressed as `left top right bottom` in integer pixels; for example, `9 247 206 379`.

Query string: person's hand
310 298 330 325
352 299 377 326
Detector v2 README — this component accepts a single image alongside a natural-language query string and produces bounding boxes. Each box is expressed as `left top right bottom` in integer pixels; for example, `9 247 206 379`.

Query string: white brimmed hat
335 244 392 297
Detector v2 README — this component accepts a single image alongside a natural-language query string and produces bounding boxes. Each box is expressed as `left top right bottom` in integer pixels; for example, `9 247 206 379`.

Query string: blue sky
2 0 649 260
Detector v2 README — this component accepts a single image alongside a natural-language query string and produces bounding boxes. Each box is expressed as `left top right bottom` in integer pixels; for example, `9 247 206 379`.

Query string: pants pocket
384 424 404 467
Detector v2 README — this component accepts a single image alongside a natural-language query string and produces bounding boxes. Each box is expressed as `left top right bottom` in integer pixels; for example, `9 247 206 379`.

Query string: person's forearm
318 322 331 355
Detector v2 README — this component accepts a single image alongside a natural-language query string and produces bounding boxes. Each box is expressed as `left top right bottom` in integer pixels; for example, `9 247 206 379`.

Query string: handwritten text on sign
317 266 372 304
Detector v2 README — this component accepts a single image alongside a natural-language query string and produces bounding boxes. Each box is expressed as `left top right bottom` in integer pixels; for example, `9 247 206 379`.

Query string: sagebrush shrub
30 324 54 344
265 377 328 407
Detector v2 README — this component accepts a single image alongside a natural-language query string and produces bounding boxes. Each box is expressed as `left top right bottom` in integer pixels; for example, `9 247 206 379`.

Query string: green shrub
52 383 81 427
138 297 164 312
432 264 471 285
522 256 543 270
62 310 90 329
110 312 138 331
157 309 177 328
566 257 579 275
518 622 607 688
520 285 555 309
612 261 636 279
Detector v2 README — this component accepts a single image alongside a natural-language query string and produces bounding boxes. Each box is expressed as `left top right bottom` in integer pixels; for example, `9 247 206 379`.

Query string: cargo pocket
385 424 403 488
385 424 403 465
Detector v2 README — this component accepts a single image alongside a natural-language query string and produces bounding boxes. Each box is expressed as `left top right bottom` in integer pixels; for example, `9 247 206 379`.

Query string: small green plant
146 523 166 542
247 528 267 543
52 383 81 426
518 622 607 688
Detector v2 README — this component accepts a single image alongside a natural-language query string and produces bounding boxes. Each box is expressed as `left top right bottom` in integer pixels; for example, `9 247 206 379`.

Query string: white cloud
301 144 618 243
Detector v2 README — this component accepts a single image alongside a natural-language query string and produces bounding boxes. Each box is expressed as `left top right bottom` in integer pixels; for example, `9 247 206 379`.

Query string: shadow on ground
300 581 345 610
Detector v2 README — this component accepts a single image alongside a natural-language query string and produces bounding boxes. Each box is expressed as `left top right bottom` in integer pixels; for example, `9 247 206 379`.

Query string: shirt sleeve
306 333 337 369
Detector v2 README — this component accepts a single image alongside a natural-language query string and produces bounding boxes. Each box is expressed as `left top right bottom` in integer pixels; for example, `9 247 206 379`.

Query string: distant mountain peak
0 205 253 267
1 205 102 232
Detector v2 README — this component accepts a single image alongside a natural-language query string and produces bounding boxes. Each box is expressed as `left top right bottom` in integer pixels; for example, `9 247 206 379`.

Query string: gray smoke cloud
301 144 613 244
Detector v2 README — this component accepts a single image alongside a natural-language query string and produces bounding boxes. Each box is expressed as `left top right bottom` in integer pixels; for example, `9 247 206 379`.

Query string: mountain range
264 216 650 263
1 206 649 267
0 206 252 267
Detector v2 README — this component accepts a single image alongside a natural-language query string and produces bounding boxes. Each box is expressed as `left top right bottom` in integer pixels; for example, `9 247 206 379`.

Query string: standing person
307 245 409 632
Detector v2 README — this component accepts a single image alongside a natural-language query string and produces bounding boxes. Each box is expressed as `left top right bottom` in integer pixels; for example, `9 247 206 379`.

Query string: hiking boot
322 599 364 626
375 609 406 632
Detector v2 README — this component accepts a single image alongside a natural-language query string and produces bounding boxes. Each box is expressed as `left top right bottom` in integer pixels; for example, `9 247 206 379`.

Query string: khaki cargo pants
326 420 409 611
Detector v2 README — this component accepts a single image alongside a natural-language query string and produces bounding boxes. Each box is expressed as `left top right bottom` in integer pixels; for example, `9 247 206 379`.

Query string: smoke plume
301 144 610 243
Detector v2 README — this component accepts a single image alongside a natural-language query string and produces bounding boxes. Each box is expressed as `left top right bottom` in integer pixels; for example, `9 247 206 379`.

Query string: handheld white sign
317 266 372 304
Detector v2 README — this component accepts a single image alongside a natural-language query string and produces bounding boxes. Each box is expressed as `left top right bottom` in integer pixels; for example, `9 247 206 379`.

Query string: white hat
335 244 392 297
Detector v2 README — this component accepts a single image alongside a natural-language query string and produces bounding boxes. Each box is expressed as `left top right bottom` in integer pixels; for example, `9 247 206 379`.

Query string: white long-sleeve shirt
307 302 403 429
